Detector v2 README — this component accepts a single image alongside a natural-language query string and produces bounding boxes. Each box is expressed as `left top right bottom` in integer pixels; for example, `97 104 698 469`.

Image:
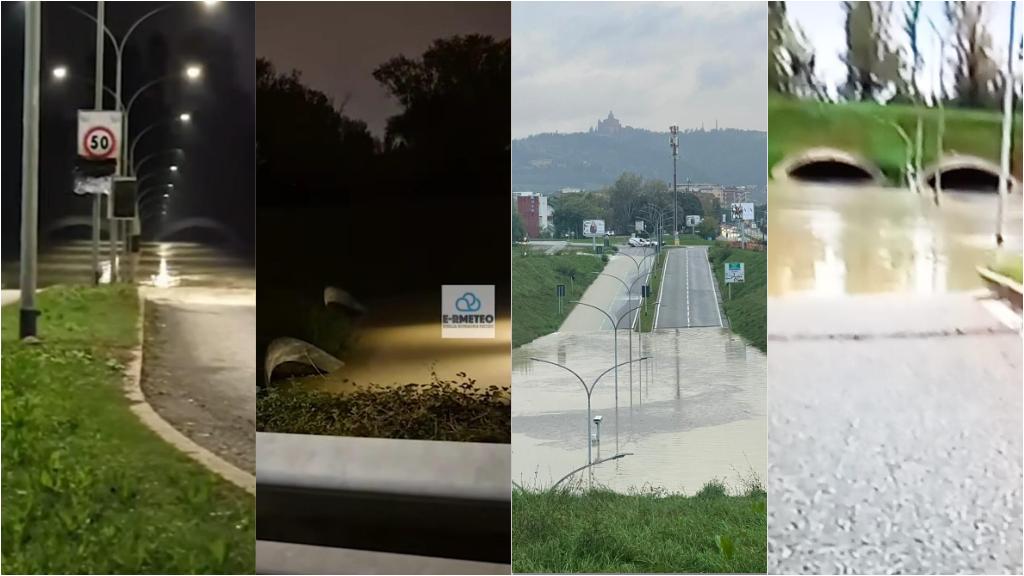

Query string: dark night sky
255 1 509 137
2 1 254 258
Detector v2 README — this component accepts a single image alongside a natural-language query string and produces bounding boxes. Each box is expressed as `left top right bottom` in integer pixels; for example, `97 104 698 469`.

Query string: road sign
635 219 645 233
685 214 702 227
110 177 137 219
641 285 651 297
582 219 605 238
78 111 122 162
731 202 754 221
725 262 745 283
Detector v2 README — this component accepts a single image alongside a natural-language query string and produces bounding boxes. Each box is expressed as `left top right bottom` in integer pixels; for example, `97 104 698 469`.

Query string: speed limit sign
78 110 122 162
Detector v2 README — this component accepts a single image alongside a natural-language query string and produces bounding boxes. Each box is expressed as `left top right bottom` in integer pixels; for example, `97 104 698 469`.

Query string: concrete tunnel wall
919 154 1021 194
772 147 886 184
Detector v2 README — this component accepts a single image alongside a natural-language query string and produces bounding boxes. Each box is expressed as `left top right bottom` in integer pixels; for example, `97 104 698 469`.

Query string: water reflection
768 182 1022 296
513 328 765 494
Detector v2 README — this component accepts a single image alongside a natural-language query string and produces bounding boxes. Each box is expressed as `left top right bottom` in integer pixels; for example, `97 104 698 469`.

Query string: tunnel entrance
926 168 1004 193
788 160 876 183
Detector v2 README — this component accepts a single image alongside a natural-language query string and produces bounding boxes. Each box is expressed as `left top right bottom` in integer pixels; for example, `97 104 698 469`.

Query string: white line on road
685 248 691 328
704 246 723 327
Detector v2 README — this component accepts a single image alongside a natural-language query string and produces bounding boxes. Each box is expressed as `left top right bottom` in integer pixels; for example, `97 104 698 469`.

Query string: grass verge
1 285 254 574
512 246 606 347
708 245 766 352
639 248 668 332
257 373 510 443
512 481 767 573
768 95 1022 183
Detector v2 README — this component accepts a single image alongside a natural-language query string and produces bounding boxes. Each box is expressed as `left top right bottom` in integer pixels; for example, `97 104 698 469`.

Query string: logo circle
82 126 116 159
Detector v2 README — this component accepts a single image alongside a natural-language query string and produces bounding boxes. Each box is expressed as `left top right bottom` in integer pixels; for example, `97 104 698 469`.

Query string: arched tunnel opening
788 160 876 183
926 168 1005 193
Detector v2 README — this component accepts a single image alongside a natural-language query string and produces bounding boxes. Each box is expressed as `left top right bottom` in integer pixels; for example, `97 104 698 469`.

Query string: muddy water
769 182 1023 296
303 312 512 394
512 328 765 494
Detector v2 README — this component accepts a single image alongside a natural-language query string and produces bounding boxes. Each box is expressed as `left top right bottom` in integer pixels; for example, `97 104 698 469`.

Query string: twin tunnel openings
778 148 1015 194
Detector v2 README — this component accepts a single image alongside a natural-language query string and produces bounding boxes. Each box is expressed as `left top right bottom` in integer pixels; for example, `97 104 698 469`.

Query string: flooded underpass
513 327 765 494
768 181 1023 573
769 182 1022 296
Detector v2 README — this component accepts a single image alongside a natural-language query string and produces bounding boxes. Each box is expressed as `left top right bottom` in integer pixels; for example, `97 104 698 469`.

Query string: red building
515 194 541 238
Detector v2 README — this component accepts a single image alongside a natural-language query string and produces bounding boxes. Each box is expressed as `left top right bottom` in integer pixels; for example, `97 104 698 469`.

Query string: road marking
684 248 691 327
704 246 723 327
653 247 670 330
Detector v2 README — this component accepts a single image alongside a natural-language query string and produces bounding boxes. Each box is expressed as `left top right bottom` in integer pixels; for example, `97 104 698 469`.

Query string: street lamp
185 64 203 80
169 165 179 172
570 300 642 455
130 112 193 174
591 271 647 404
530 356 649 488
51 65 67 80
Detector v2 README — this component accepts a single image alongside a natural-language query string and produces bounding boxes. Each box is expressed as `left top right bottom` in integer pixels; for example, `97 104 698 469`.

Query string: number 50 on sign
78 111 122 163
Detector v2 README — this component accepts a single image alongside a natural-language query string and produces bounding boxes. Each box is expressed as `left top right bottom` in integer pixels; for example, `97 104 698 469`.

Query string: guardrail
256 432 511 573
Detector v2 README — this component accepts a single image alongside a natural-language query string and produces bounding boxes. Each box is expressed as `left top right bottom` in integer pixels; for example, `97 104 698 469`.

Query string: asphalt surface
560 246 657 332
141 287 257 474
655 246 723 329
768 292 1022 574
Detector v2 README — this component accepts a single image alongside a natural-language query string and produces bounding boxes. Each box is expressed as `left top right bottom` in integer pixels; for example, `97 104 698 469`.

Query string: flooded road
768 182 1022 296
2 239 254 290
513 328 765 494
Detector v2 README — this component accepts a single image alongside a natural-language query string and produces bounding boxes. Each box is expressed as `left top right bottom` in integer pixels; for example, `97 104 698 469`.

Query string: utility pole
670 125 679 246
996 0 1017 247
92 0 105 284
20 1 42 339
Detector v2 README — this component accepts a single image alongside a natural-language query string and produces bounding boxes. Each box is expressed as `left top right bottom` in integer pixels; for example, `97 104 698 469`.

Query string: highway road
560 246 657 332
654 246 723 329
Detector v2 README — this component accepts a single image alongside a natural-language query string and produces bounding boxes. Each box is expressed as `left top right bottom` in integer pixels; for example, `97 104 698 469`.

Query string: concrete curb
123 291 256 495
977 266 1024 312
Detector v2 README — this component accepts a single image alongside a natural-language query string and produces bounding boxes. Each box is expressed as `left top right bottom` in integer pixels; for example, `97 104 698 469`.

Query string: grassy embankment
1 286 254 574
513 481 767 573
768 95 1022 184
708 244 766 352
512 245 606 347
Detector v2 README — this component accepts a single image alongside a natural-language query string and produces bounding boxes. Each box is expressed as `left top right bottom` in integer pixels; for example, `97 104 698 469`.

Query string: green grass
639 249 668 332
512 482 767 573
768 95 1022 184
1 286 255 574
512 247 606 347
708 245 766 352
988 254 1024 284
258 374 510 442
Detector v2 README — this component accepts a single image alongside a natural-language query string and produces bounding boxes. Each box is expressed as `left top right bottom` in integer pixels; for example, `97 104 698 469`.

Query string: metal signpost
725 262 745 300
556 284 566 315
78 110 123 282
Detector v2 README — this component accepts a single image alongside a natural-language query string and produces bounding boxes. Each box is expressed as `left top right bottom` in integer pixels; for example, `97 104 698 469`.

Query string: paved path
655 246 722 329
140 287 256 474
560 247 656 332
1 290 20 305
768 292 1022 574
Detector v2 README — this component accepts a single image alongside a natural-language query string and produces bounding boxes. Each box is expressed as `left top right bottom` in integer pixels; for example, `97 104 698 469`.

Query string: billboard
685 214 703 227
635 220 645 233
582 219 605 238
731 202 754 221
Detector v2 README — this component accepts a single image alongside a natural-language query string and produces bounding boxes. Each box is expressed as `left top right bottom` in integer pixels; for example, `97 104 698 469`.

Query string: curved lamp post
569 301 641 455
130 113 192 175
530 356 649 488
591 271 647 404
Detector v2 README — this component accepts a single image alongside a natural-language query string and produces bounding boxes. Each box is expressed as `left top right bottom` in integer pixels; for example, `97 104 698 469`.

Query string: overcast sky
511 2 767 140
786 1 1022 101
256 2 509 137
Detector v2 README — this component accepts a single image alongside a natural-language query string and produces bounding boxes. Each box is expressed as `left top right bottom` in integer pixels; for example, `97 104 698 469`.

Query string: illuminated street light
51 66 68 80
185 65 202 80
179 112 192 123
169 165 179 172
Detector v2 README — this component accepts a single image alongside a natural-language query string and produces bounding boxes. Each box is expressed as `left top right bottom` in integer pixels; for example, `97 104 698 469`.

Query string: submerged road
655 246 723 329
560 246 657 332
